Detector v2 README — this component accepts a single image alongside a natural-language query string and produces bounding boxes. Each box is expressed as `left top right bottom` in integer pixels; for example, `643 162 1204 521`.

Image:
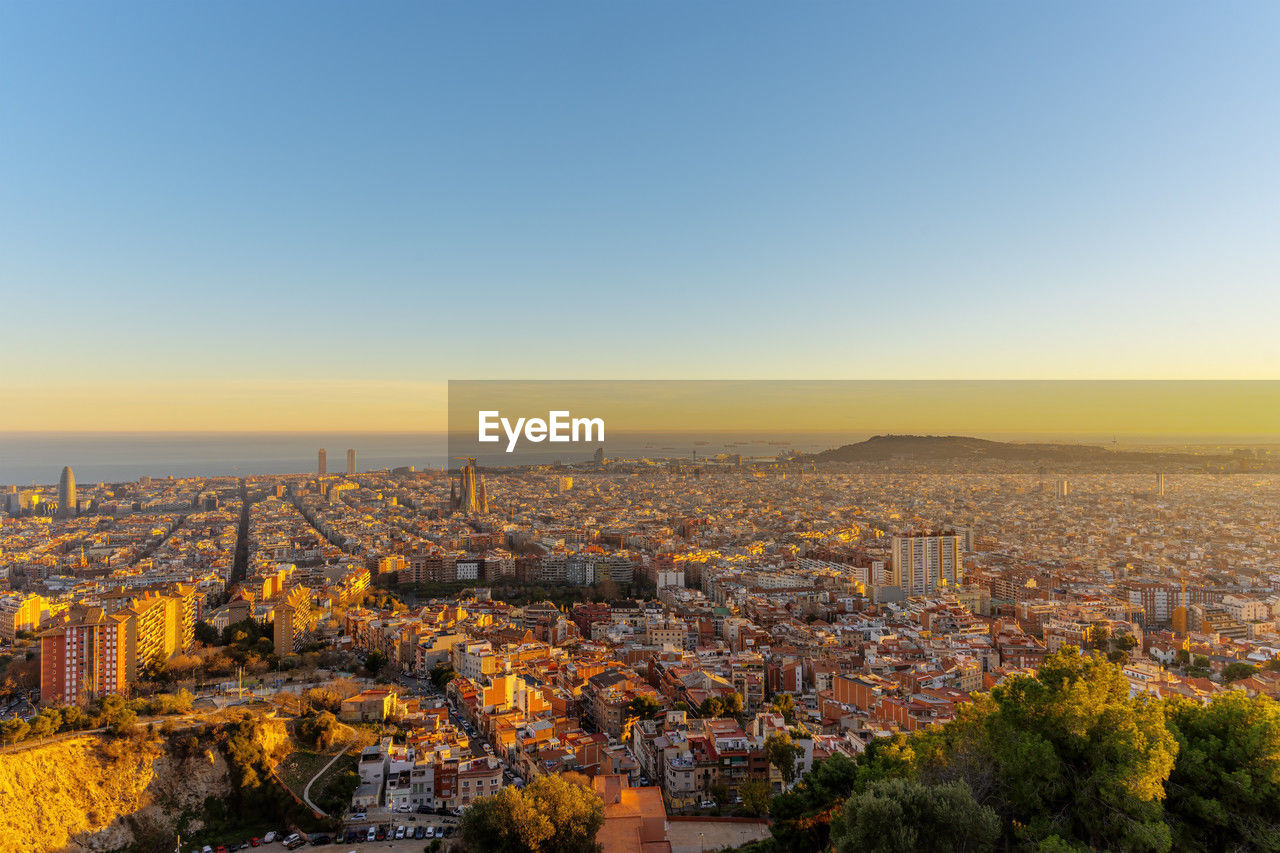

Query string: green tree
769 752 860 851
771 693 796 724
1221 661 1259 683
430 662 457 689
106 708 137 736
1164 691 1280 851
2 718 29 745
459 773 603 853
966 648 1177 850
530 774 605 853
626 694 663 722
149 689 194 715
193 620 220 646
766 732 803 787
297 710 345 750
699 696 723 718
461 787 547 852
710 783 731 810
833 778 1000 853
364 650 389 675
26 712 56 740
740 779 772 816
60 705 87 731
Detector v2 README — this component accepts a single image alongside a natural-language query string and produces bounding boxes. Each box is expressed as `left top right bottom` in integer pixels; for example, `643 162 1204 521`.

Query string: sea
0 431 843 486
1 431 1270 487
0 432 450 486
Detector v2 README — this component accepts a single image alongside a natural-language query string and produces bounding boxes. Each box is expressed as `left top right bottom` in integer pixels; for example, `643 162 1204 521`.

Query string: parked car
414 826 425 839
365 828 376 842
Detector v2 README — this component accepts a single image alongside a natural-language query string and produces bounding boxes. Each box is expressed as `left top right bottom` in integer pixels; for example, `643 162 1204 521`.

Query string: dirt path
302 737 356 815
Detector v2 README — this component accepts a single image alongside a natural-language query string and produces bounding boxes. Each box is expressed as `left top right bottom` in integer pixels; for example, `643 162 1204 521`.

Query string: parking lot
324 841 452 852
330 820 457 844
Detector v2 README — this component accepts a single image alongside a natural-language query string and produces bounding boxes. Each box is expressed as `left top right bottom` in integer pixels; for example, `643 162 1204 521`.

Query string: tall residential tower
891 532 962 597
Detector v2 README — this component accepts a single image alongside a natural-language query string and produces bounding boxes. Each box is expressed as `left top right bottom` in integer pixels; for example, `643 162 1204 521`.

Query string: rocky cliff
0 716 291 853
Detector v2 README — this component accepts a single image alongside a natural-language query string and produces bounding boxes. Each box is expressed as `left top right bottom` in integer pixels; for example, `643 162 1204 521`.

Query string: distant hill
810 434 1226 466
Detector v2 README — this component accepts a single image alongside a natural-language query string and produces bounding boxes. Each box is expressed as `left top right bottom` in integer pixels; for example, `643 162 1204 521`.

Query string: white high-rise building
891 533 961 597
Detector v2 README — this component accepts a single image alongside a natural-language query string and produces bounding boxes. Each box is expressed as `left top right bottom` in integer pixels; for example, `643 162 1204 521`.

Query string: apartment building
273 584 314 655
341 688 400 723
890 533 961 597
39 606 130 705
0 593 49 642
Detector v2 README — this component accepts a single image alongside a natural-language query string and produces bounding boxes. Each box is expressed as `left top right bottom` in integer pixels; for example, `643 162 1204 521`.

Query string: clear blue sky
2 2 1277 428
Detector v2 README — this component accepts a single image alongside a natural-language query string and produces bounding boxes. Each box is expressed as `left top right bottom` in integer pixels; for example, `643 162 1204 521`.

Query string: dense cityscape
2 441 1279 852
5 3 1278 850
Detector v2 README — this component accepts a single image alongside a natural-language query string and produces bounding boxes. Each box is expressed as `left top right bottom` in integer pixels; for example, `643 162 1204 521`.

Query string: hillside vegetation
753 647 1280 853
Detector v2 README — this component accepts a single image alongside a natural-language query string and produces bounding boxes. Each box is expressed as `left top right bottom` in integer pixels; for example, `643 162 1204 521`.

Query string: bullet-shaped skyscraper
318 448 326 476
58 466 76 518
347 448 356 475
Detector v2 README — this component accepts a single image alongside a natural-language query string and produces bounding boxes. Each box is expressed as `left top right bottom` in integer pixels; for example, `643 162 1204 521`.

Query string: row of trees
0 690 194 745
1175 651 1262 683
141 619 350 694
757 647 1280 853
698 692 744 719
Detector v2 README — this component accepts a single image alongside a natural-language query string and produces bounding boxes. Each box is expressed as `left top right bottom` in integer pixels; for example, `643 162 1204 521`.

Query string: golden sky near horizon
2 379 449 432
448 381 1280 437
4 379 1278 437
